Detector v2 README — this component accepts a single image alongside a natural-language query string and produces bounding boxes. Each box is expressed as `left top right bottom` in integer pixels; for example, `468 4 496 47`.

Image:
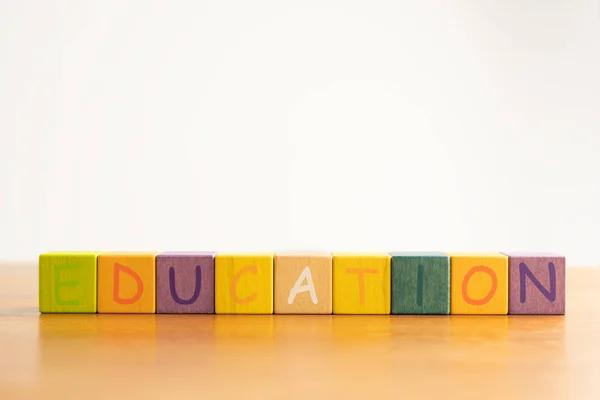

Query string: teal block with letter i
390 252 450 315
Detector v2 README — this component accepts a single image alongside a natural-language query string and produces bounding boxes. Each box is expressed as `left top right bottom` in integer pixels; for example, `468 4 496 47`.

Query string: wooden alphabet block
274 252 332 314
390 252 450 315
449 253 508 315
332 253 391 314
97 252 158 313
156 252 216 314
502 252 566 315
215 253 273 314
39 252 100 313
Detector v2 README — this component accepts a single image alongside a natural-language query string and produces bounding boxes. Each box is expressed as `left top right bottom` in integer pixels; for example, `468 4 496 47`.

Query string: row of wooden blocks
38 251 566 315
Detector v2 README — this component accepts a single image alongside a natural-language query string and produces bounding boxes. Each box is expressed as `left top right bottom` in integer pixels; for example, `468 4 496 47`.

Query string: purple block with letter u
156 252 216 314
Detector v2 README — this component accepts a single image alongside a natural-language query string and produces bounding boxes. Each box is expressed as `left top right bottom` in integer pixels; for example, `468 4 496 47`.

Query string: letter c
231 265 258 304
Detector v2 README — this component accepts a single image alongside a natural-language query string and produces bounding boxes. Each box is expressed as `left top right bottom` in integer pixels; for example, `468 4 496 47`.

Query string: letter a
288 266 318 305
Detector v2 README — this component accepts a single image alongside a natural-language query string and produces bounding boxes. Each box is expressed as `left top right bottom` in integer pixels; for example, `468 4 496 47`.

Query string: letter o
461 266 497 306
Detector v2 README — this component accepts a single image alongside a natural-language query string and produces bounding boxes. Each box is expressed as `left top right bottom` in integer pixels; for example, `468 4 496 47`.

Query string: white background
1 1 599 265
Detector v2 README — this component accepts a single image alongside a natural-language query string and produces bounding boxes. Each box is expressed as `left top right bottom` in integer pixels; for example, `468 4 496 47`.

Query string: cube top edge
500 252 565 258
446 252 508 258
389 251 448 257
215 252 274 257
98 252 161 257
273 248 330 253
157 251 218 257
40 251 103 257
275 252 332 258
332 252 391 258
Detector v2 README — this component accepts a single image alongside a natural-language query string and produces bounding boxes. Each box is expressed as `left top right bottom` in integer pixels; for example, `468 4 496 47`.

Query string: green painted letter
54 264 81 306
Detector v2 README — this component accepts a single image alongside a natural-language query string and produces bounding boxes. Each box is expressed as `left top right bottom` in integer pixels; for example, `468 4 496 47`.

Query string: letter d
114 263 144 304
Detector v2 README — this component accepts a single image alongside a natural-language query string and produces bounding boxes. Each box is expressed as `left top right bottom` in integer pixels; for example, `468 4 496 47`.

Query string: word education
38 251 566 315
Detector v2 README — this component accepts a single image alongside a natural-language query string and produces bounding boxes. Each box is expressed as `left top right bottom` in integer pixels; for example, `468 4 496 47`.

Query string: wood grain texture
332 253 391 314
156 252 216 314
1 263 597 400
502 252 566 315
274 253 332 314
215 253 273 314
449 253 508 315
38 252 100 313
390 252 449 315
97 252 158 314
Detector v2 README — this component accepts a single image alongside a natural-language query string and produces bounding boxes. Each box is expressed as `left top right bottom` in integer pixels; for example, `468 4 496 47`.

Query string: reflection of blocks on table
156 252 216 314
502 252 566 315
332 253 391 315
274 253 332 314
390 252 450 315
97 252 158 314
449 253 508 315
215 253 273 314
39 252 100 313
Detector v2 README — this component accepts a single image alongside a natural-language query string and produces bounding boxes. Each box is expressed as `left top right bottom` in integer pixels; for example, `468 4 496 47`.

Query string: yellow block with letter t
333 253 391 314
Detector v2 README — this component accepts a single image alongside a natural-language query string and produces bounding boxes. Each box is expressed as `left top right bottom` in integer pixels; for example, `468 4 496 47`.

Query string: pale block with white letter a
274 253 332 314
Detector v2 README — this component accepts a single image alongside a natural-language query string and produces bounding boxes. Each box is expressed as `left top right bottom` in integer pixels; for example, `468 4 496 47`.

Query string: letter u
169 266 202 305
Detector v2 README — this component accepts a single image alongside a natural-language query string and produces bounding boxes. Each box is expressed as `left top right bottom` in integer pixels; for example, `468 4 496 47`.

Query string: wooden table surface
0 263 598 400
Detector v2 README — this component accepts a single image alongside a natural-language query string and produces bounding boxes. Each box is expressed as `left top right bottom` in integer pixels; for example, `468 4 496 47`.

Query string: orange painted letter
346 268 379 306
461 266 497 306
113 263 144 305
231 265 258 304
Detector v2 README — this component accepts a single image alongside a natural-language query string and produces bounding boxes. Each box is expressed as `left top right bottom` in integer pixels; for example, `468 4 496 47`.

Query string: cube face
274 253 332 314
450 253 508 315
215 253 273 314
503 252 566 315
156 252 216 314
39 252 99 313
390 252 450 315
97 253 157 313
333 253 391 314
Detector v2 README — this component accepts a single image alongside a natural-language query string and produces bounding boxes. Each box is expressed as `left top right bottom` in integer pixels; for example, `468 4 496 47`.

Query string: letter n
519 262 556 303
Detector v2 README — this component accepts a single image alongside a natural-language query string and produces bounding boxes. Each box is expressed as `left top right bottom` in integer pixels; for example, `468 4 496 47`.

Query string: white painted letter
288 266 318 305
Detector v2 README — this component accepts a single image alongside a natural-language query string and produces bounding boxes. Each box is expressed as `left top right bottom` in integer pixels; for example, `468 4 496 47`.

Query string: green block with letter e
39 252 100 313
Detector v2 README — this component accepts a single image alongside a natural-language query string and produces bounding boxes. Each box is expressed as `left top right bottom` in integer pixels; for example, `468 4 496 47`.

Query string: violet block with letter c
502 252 565 315
156 252 216 314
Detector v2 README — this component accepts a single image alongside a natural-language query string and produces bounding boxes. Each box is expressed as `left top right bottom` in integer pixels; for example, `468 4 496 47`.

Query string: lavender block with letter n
502 252 565 315
156 252 216 314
